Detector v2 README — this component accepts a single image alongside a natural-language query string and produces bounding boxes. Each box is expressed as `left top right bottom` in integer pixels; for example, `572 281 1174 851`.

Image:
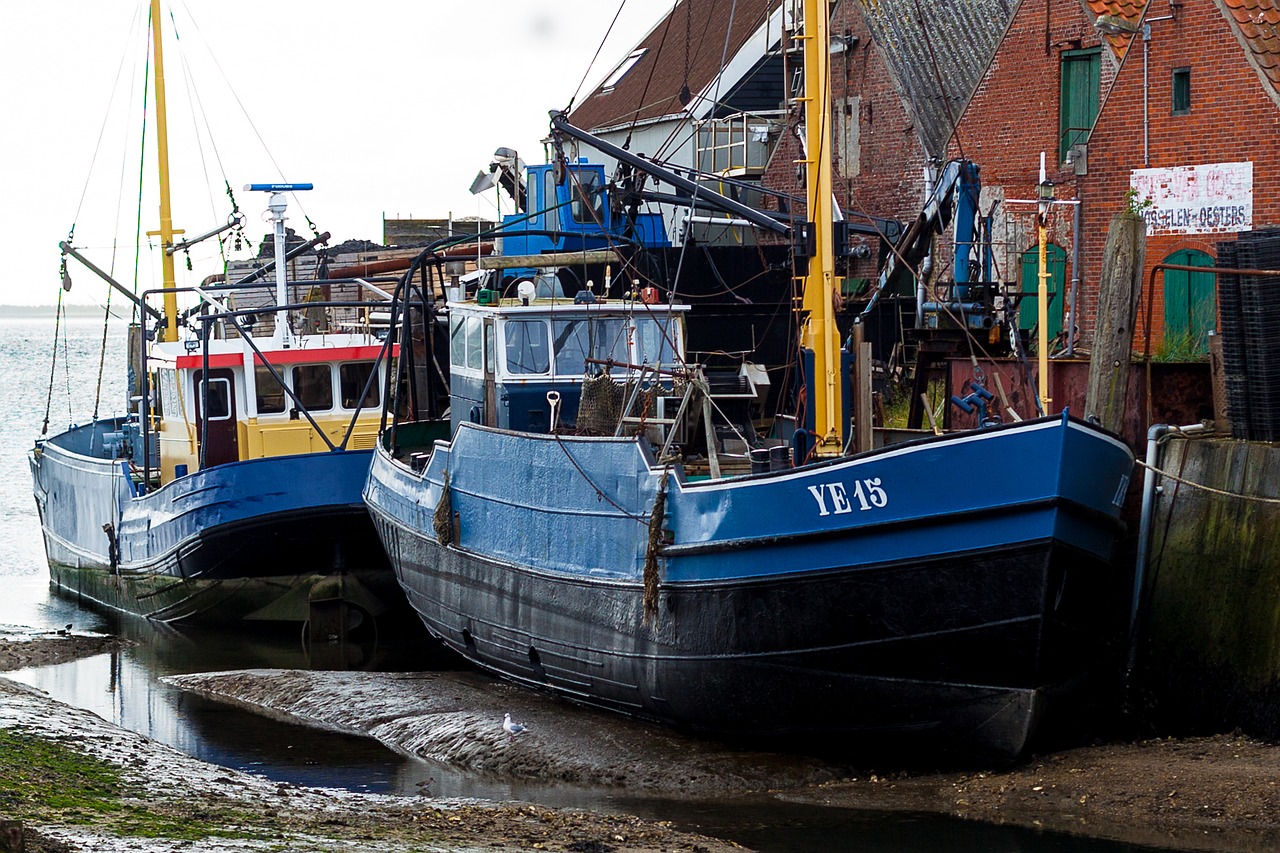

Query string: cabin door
483 318 498 427
194 368 240 468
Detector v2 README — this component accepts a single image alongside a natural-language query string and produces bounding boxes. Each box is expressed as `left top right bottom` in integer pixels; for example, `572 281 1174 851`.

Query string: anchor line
552 435 655 525
1136 458 1280 504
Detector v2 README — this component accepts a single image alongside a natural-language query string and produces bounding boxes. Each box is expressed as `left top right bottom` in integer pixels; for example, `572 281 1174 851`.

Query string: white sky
0 1 673 307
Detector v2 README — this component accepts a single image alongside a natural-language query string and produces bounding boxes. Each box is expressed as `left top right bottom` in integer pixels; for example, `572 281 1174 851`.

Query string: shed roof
857 0 1018 159
567 0 779 134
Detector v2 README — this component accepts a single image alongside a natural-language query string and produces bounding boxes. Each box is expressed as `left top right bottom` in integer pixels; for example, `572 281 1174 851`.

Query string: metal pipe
1128 421 1207 681
1143 23 1151 166
1067 198 1082 356
59 242 165 323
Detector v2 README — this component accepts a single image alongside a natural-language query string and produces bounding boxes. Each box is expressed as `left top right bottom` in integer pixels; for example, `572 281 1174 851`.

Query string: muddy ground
5 630 1280 852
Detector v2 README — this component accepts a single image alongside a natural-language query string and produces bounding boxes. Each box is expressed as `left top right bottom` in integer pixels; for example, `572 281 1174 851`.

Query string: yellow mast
797 0 843 456
148 0 180 343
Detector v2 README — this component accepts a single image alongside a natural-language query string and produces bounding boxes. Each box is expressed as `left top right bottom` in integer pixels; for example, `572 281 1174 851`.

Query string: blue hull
31 419 394 625
365 413 1135 758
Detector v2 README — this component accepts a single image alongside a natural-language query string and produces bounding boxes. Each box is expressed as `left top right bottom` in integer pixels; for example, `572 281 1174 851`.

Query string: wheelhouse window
551 317 628 376
466 316 483 371
153 368 180 418
634 317 680 367
569 169 605 224
292 364 333 411
505 319 551 375
339 361 379 409
255 365 287 414
198 378 232 420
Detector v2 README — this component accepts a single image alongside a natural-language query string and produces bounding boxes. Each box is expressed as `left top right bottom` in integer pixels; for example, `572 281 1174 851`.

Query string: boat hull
32 420 396 626
365 414 1135 758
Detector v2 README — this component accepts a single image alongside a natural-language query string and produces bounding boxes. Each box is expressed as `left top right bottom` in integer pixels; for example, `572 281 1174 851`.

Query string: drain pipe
1128 421 1209 682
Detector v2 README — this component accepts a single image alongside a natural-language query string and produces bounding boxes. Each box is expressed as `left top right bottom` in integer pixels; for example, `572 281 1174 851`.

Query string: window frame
1172 66 1191 116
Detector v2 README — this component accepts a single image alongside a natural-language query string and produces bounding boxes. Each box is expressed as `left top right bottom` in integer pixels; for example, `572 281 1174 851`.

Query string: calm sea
0 312 128 631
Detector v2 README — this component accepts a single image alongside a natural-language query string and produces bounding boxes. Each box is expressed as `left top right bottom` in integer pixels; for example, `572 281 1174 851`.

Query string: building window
600 49 647 93
1059 48 1101 163
1172 67 1191 115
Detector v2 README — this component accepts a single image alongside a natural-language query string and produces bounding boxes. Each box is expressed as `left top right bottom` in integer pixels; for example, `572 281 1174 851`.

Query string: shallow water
0 316 1172 851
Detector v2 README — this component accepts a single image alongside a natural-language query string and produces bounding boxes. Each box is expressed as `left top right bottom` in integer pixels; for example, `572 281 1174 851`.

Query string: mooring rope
1137 457 1280 505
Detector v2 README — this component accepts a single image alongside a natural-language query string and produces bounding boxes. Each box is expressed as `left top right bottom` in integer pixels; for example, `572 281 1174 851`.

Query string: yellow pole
1037 216 1051 410
150 0 180 343
797 0 843 456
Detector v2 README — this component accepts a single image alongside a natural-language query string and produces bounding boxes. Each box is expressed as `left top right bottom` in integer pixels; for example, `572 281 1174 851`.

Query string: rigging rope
566 0 630 115
1136 456 1280 505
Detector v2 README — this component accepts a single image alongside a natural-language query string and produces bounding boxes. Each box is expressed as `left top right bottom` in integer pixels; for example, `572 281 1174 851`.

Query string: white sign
1130 162 1253 236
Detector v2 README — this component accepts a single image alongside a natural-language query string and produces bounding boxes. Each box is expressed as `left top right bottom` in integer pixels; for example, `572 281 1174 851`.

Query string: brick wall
951 0 1280 351
761 0 930 280
1081 0 1280 350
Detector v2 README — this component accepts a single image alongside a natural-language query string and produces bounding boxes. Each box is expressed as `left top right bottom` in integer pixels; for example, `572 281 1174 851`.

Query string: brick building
761 0 1016 287
950 0 1280 353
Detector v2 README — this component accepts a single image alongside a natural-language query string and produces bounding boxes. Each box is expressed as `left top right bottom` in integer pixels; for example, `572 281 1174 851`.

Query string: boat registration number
807 479 887 516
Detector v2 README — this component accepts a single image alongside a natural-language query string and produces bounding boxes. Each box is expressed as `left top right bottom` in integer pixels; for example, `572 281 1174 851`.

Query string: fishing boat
29 1 404 629
363 0 1136 758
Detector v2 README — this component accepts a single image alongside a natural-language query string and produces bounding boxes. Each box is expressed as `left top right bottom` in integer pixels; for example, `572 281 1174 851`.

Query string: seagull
502 713 527 738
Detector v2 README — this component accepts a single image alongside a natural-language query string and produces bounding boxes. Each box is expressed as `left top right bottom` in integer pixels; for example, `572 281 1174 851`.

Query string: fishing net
433 470 454 545
576 372 624 435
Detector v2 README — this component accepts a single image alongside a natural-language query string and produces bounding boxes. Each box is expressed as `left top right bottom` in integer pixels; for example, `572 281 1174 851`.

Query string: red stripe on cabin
174 353 243 369
253 345 393 365
174 344 396 369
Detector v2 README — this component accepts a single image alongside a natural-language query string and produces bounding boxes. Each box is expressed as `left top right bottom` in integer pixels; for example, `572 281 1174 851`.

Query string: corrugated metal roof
1221 0 1280 97
857 0 1017 158
568 0 779 133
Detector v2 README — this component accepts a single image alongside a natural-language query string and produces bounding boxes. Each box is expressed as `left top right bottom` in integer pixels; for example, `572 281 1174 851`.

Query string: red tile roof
1221 0 1280 96
568 0 776 132
1084 0 1151 58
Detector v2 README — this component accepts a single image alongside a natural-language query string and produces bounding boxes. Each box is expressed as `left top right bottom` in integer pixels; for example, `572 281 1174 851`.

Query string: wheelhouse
447 296 689 436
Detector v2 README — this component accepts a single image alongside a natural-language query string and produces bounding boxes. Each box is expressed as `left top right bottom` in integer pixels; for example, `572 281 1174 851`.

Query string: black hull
376 515 1127 760
51 506 404 627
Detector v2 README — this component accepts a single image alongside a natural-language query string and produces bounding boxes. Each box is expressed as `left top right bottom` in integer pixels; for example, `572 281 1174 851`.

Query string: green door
1060 48 1101 162
1020 244 1066 344
1162 248 1216 355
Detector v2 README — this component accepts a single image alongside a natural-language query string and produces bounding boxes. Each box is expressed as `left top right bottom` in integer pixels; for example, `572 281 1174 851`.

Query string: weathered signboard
1130 162 1253 236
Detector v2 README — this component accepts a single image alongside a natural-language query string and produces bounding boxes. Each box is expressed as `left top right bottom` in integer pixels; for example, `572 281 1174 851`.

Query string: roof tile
1084 0 1151 58
1222 0 1280 97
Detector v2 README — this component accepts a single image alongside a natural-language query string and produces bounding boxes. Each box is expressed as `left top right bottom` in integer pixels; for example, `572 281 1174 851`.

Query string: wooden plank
478 250 619 270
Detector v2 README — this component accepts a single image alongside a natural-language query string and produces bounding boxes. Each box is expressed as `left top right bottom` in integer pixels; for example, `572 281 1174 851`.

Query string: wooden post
1085 211 1146 433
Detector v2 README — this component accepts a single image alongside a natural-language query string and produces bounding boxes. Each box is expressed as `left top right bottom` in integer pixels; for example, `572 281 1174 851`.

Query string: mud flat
0 631 744 852
176 668 1280 853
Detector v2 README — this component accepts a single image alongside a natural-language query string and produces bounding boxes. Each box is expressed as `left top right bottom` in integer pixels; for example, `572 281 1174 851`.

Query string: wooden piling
1085 212 1146 433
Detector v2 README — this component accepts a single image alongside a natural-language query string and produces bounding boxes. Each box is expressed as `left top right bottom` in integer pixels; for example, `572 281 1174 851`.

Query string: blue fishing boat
29 1 404 628
363 0 1135 758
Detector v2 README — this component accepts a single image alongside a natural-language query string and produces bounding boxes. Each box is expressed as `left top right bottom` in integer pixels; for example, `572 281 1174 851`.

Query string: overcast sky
0 1 672 307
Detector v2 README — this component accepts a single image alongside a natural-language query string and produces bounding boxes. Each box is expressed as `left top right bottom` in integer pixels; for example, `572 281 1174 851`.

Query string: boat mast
149 0 181 343
798 0 844 456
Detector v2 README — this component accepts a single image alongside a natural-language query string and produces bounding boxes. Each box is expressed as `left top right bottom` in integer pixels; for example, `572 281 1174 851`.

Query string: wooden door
194 368 240 468
1162 248 1216 355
